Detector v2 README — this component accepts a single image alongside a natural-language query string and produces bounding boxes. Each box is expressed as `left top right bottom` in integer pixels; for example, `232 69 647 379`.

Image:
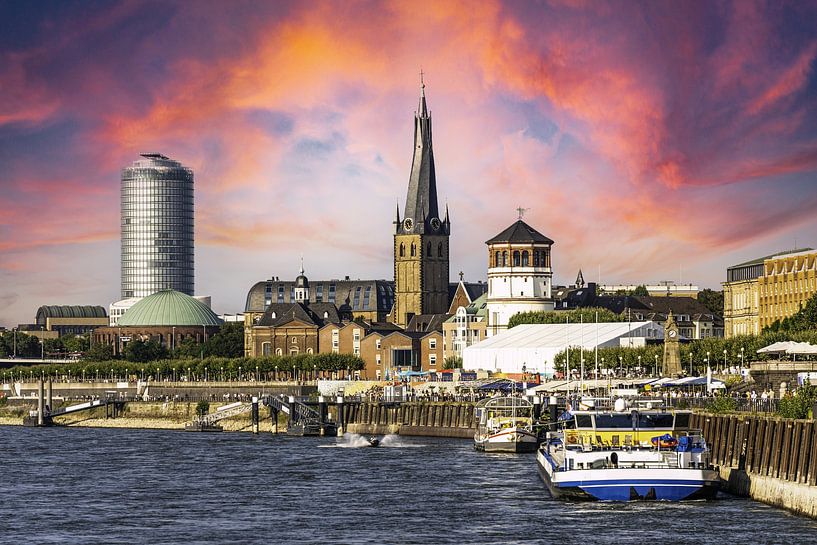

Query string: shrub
706 396 737 414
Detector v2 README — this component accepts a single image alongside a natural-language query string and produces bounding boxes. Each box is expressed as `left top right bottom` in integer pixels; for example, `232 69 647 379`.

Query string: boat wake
319 433 423 448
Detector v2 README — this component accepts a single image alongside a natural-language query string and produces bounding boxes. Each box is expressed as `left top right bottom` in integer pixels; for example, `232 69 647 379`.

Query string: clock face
668 330 677 338
403 218 414 231
430 217 441 231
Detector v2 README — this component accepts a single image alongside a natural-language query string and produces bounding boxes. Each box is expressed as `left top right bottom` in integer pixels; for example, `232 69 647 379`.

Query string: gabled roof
485 219 554 245
258 302 340 327
406 313 450 333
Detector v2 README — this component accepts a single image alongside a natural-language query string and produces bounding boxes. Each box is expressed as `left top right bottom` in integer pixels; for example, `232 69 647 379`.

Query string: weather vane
516 206 529 220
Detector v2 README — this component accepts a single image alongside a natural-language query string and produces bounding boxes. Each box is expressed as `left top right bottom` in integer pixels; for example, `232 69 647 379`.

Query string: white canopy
757 341 817 355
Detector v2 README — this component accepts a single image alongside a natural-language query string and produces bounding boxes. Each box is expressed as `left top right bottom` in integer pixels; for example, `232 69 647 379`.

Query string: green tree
508 307 625 328
697 289 724 315
174 337 203 359
124 339 168 363
765 293 817 333
62 334 90 354
778 381 817 419
43 338 65 357
84 343 115 361
443 356 463 369
204 323 244 358
633 285 649 296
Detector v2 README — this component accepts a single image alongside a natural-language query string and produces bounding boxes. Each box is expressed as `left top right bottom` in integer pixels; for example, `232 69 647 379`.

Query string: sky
1 0 817 327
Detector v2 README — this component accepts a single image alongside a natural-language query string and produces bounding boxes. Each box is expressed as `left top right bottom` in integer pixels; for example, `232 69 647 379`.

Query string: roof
118 290 222 327
36 305 107 322
257 302 341 327
406 313 450 333
729 248 814 270
244 279 394 313
485 219 554 245
465 322 660 351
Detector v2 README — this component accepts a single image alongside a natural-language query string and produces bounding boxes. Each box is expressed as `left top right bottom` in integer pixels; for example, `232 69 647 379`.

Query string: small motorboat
368 437 380 447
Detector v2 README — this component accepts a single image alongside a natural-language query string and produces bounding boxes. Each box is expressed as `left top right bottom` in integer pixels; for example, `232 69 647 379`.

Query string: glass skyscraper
121 153 194 298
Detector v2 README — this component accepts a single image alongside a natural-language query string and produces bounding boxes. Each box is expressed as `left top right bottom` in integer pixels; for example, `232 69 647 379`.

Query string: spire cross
516 206 528 220
459 271 464 281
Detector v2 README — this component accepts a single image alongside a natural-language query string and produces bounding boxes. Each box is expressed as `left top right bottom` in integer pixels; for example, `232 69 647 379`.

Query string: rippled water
1 426 816 544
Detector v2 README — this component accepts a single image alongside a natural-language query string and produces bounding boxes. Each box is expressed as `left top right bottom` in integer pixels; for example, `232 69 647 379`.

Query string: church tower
393 79 450 327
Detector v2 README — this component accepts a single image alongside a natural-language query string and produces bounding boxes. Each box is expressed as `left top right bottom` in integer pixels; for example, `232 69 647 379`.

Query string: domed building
93 290 223 355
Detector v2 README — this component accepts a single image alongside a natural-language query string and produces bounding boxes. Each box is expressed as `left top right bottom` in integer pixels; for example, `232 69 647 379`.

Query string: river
1 427 816 544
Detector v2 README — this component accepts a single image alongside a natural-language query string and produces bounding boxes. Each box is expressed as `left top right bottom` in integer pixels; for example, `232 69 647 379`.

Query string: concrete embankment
342 401 476 439
692 413 817 518
0 399 287 432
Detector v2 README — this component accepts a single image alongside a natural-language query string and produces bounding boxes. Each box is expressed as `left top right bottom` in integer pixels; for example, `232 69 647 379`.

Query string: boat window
674 413 690 428
638 414 674 428
594 414 634 429
575 415 593 428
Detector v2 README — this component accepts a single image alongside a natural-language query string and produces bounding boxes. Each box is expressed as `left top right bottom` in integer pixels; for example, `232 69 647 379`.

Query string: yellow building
758 250 817 330
723 248 814 337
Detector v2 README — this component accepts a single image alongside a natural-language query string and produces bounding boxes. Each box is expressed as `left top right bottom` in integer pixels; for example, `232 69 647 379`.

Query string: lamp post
12 328 16 358
255 365 259 382
187 367 191 382
275 365 278 382
601 358 604 379
172 326 176 353
619 356 623 377
313 364 317 382
638 355 642 375
239 366 242 382
740 347 745 368
173 367 176 382
220 366 224 382
689 352 693 376
723 349 727 374
204 366 208 382
654 354 659 377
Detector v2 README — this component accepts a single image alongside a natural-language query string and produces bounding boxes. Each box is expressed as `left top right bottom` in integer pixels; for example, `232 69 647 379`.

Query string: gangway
186 395 328 435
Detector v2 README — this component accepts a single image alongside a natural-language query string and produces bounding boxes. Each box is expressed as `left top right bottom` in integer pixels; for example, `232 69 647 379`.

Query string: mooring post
288 396 295 430
46 379 53 416
318 396 327 436
549 396 558 423
251 396 259 434
271 407 278 434
532 395 542 420
337 395 345 436
37 379 44 426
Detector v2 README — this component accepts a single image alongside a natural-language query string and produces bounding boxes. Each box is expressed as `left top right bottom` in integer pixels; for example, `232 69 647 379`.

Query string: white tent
757 341 796 354
462 321 663 377
787 342 817 355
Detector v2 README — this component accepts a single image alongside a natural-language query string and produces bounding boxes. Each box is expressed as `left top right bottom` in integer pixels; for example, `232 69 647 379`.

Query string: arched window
306 347 313 354
513 251 521 267
534 251 540 267
502 251 508 266
427 242 432 257
438 242 443 257
411 243 416 257
495 251 500 267
522 250 529 267
275 348 282 356
399 243 405 257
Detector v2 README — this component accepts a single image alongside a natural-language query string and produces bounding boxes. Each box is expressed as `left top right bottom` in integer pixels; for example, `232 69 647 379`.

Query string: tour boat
474 396 539 453
536 399 720 501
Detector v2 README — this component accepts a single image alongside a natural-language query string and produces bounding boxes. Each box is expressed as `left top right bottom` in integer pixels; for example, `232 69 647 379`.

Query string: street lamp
638 355 642 375
723 349 727 374
239 366 242 382
255 365 259 382
172 326 176 353
12 328 16 358
220 366 224 382
314 364 317 381
618 356 623 377
187 367 191 382
204 366 208 382
275 365 278 381
654 354 659 377
173 367 176 382
689 352 693 376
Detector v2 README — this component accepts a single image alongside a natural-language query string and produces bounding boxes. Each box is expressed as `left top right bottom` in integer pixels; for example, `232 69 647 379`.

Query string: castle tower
393 79 450 327
485 216 554 336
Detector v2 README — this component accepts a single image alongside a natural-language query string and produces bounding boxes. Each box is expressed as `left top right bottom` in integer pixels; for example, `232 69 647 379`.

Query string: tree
508 307 625 328
84 343 115 361
174 337 203 359
633 285 649 296
764 293 817 333
204 323 244 358
124 339 168 363
697 289 724 315
62 334 90 354
443 356 463 369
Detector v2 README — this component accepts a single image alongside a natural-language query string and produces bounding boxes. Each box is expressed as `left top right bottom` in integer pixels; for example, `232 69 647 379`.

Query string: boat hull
537 450 720 501
475 428 538 453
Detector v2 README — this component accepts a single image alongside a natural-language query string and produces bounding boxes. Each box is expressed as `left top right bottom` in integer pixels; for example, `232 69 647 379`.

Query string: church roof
486 220 554 245
396 81 448 236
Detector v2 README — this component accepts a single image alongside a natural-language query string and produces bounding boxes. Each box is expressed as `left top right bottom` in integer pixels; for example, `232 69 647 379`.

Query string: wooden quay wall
340 401 477 439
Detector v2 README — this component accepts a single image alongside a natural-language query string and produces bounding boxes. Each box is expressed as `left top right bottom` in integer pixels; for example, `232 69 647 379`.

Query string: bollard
336 396 344 436
271 407 279 434
251 396 259 434
37 379 44 426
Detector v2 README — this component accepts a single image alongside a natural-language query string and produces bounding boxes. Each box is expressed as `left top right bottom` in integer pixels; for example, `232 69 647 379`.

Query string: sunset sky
1 0 817 327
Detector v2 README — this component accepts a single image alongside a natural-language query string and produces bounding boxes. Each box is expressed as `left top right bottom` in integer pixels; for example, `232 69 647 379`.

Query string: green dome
118 290 223 327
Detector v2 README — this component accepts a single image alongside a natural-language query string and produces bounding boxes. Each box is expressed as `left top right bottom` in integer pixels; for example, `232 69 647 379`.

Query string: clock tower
663 310 682 377
393 78 450 327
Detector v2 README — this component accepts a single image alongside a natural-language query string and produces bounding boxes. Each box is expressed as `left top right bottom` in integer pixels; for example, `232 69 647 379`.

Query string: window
513 251 520 266
411 243 416 257
429 338 437 349
275 348 282 356
376 354 381 366
495 251 500 267
427 242 431 257
438 242 443 257
399 243 405 257
502 251 508 266
430 354 437 367
522 250 529 266
376 339 381 349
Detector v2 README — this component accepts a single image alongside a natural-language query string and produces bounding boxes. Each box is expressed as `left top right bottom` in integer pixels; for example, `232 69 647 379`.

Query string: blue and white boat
536 400 720 501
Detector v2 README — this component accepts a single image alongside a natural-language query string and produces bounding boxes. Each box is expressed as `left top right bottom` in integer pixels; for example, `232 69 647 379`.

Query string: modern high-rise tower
393 81 451 327
121 153 194 299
